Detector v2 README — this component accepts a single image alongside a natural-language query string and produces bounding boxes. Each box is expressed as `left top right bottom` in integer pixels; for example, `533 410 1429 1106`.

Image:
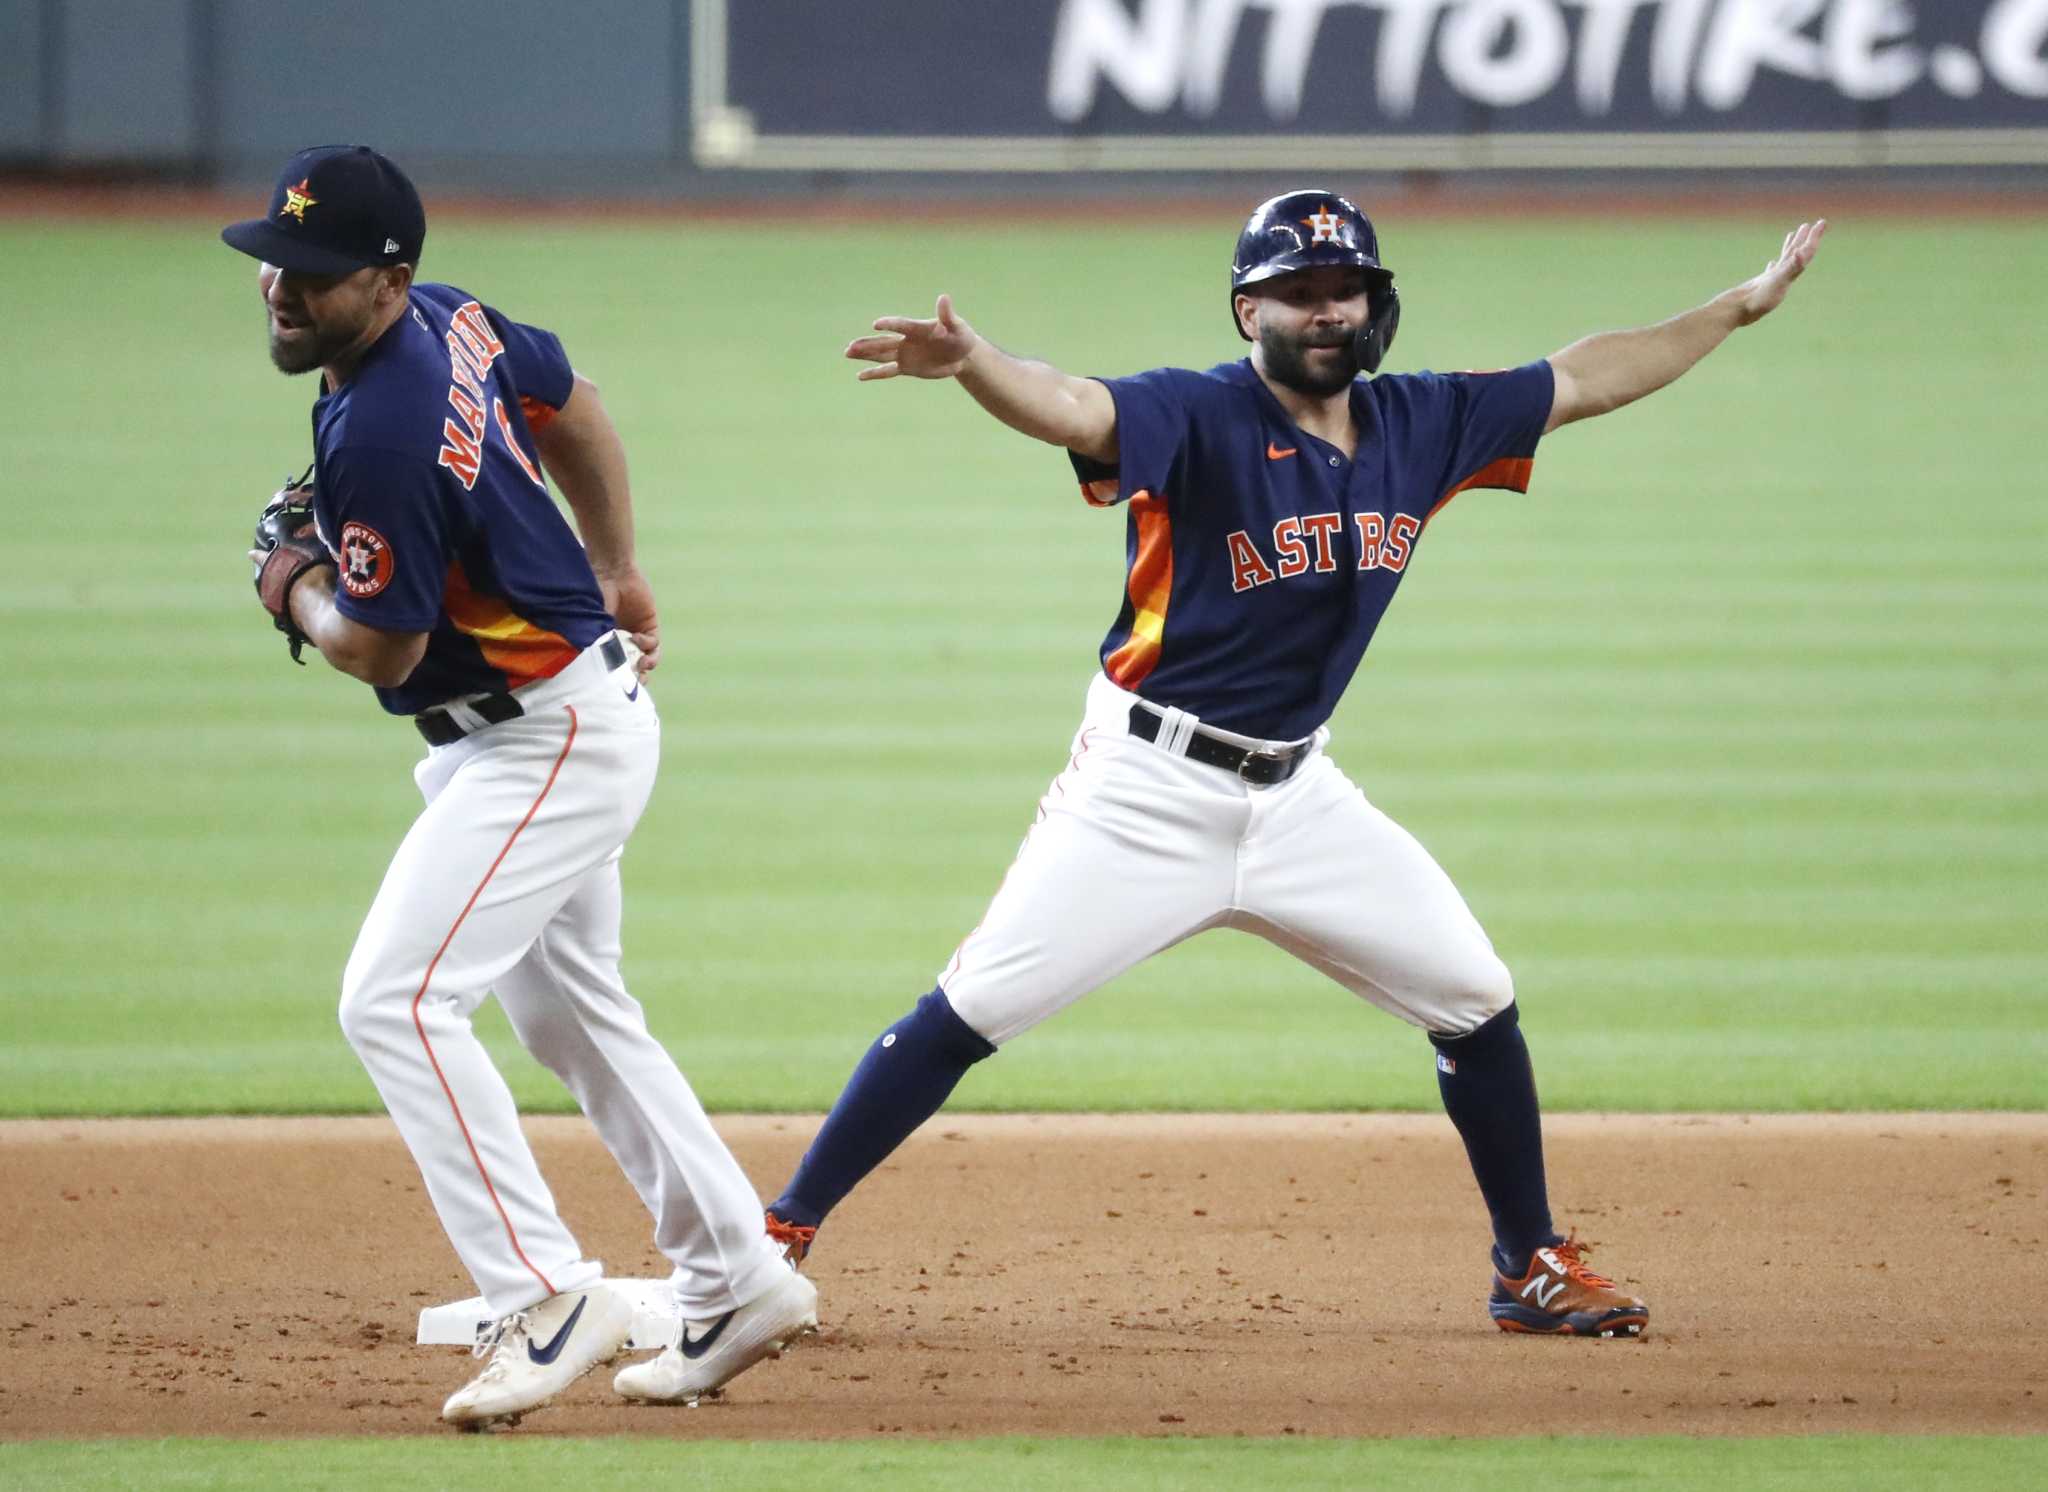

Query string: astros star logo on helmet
280 178 318 222
1303 207 1343 244
338 521 394 598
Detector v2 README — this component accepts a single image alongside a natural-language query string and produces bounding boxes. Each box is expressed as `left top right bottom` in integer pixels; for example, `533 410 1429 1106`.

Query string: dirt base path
3 1114 2041 1440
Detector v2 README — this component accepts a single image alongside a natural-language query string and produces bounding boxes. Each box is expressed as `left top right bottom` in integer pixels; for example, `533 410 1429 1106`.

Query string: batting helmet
1229 189 1401 374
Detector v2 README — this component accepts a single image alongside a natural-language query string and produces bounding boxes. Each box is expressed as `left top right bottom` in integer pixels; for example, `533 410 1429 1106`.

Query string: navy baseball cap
221 145 425 275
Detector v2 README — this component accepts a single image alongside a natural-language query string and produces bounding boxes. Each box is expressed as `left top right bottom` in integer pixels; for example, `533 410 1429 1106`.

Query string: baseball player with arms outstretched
764 192 1826 1338
227 145 816 1428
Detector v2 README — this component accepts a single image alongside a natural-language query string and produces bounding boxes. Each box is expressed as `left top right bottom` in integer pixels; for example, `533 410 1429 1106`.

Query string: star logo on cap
280 178 318 223
1302 207 1343 244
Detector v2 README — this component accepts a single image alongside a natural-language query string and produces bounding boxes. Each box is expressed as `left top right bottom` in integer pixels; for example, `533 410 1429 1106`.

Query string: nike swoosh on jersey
1266 442 1298 460
525 1295 589 1366
679 1308 737 1360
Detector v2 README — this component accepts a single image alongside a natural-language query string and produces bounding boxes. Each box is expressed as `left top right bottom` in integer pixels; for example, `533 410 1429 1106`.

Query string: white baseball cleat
441 1283 636 1430
613 1268 819 1405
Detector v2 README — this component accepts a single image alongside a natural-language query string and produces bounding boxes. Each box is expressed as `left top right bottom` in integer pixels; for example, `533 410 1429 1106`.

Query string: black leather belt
415 634 627 746
1127 704 1312 787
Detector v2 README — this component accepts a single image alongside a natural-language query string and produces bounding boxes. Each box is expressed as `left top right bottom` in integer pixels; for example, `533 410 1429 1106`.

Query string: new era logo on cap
220 145 426 277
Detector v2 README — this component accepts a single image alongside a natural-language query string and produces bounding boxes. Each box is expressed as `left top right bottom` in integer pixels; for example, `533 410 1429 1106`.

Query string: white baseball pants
338 640 787 1319
940 672 1514 1047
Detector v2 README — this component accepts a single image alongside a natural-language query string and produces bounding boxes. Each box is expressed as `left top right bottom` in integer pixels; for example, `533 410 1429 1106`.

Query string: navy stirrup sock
769 988 996 1230
1429 1002 1559 1276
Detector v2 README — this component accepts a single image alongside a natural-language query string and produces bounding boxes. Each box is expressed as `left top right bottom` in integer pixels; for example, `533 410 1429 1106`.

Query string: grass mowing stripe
1 1435 2040 1491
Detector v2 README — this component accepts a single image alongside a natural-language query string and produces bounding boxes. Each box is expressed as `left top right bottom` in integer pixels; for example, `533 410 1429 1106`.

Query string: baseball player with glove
230 145 816 1427
764 192 1826 1338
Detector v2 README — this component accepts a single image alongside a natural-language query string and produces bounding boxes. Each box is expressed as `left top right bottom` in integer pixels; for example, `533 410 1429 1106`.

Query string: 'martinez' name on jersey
310 282 614 717
1069 357 1552 742
435 299 550 492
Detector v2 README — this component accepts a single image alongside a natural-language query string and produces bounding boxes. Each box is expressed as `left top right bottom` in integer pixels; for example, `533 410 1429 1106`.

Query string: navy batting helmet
1230 189 1401 374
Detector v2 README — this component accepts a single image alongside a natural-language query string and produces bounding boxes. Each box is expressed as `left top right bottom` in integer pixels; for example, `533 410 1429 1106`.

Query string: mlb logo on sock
1436 1053 1456 1076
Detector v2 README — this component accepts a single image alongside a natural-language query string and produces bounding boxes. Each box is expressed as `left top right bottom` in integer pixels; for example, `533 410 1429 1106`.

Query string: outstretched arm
1545 220 1827 435
845 295 1120 465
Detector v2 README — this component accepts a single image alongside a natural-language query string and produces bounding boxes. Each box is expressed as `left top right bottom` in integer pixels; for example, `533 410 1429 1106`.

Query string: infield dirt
3 1114 2041 1440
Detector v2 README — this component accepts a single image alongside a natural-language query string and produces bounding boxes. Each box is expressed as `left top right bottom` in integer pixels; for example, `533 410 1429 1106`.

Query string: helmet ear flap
1353 284 1401 375
1230 288 1255 342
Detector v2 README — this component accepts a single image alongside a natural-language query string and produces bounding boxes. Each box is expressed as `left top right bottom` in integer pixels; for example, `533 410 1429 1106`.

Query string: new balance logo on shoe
1490 1232 1648 1339
526 1294 589 1365
679 1309 736 1360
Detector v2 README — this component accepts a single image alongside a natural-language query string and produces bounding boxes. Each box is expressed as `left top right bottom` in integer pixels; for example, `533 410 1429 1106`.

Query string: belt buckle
1236 749 1284 784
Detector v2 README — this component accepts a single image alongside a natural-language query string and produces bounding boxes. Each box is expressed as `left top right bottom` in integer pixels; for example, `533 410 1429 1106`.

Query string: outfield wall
7 0 2047 191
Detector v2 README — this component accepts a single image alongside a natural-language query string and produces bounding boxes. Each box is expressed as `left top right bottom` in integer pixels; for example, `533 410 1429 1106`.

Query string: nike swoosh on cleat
526 1295 589 1366
679 1309 737 1360
1266 442 1298 459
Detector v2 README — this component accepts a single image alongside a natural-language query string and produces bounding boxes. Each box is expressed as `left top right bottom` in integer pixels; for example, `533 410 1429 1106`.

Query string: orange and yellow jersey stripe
442 560 582 690
1102 491 1174 691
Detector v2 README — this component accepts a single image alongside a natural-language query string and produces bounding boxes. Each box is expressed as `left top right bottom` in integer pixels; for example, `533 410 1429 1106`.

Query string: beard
268 316 361 375
1257 322 1360 396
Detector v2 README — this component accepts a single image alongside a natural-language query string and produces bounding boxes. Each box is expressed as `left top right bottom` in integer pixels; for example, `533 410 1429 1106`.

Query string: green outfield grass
1 211 2042 1116
4 1435 2042 1491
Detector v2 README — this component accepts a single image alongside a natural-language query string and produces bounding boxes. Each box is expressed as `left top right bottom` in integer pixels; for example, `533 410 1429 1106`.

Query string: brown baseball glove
251 469 333 664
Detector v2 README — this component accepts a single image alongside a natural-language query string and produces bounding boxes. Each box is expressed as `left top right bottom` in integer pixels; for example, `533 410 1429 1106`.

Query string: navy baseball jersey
308 282 614 716
1069 358 1554 741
